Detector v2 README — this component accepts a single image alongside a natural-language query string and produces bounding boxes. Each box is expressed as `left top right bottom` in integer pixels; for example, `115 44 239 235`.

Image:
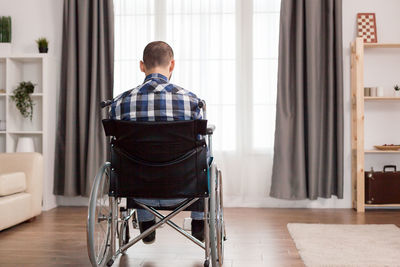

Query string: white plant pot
394 91 400 97
16 137 35 152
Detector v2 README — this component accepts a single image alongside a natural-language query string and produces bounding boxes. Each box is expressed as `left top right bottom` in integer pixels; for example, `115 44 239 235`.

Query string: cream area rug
287 223 400 267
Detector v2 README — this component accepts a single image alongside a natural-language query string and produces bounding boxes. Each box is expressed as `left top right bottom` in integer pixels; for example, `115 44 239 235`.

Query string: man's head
140 41 175 79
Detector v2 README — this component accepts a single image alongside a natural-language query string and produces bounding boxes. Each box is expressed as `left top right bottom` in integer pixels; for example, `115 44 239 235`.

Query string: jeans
135 198 203 222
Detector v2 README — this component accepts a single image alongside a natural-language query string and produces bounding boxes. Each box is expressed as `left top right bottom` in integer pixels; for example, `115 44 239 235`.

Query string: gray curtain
54 0 114 196
270 0 343 200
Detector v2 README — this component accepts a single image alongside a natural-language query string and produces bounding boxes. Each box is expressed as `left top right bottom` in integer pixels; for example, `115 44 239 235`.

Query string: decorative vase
39 47 48 53
394 91 400 97
377 86 384 97
16 137 35 152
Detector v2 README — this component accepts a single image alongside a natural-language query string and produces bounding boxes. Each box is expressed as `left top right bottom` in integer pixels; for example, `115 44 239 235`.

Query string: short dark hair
142 41 174 69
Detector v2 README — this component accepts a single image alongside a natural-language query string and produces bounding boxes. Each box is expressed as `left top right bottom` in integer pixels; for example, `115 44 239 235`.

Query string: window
113 0 280 152
114 0 155 93
252 0 280 149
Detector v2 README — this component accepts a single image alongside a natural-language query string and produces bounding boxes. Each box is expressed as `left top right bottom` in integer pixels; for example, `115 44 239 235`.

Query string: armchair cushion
0 172 27 196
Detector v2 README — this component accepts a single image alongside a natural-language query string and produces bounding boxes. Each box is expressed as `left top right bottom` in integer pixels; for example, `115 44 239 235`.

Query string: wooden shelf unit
351 38 400 212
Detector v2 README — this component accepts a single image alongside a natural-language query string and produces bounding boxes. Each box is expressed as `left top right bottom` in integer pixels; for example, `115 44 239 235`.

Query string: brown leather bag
365 165 400 204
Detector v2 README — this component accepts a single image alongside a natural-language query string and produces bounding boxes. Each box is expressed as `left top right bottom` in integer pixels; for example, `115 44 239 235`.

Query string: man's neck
145 68 170 79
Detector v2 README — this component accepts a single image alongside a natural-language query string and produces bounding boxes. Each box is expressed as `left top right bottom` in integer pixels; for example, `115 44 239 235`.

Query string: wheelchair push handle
198 100 206 120
100 99 113 108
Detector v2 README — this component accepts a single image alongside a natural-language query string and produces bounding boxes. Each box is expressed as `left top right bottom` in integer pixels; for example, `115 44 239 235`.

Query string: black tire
87 162 112 267
216 169 225 265
209 163 220 267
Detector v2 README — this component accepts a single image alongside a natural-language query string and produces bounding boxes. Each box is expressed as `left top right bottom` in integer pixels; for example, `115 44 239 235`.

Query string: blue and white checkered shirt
110 73 201 121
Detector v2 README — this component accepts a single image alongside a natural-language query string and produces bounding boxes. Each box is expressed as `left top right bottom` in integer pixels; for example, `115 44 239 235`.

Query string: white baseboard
56 196 89 206
223 196 352 209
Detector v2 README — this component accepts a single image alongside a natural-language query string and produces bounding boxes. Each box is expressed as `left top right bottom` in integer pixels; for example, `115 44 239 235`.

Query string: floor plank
1 207 400 266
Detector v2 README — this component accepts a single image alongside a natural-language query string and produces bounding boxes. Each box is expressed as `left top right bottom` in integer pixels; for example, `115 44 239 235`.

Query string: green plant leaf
10 81 36 121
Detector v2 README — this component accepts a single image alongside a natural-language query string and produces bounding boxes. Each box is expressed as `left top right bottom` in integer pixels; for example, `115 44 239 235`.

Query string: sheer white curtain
114 0 280 207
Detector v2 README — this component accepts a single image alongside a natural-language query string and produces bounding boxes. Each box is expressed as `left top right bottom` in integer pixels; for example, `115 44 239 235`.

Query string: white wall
0 0 63 57
0 0 63 210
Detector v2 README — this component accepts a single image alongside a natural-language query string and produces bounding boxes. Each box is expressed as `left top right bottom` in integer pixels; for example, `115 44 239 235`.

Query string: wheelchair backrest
102 119 209 198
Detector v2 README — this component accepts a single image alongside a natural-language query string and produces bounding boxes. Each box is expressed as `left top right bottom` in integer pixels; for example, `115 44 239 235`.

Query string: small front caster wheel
106 259 114 266
204 259 210 267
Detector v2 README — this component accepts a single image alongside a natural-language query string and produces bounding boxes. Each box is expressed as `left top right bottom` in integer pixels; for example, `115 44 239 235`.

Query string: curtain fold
270 0 343 200
54 0 114 196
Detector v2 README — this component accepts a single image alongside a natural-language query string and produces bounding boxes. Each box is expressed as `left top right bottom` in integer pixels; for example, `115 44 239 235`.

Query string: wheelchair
86 100 226 267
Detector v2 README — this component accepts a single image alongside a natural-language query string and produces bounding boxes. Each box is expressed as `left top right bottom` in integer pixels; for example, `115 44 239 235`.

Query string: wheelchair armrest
207 125 216 135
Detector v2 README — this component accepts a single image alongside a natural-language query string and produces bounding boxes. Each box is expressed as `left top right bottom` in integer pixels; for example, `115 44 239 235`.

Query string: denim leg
136 209 155 222
191 211 204 220
135 198 158 222
135 199 205 221
158 199 186 207
159 199 204 220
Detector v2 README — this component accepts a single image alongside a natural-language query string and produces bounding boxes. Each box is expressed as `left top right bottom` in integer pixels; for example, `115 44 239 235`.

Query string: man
110 41 204 244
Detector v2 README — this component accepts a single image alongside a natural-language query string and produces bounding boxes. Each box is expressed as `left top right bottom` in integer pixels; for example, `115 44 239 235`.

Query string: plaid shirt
110 73 201 121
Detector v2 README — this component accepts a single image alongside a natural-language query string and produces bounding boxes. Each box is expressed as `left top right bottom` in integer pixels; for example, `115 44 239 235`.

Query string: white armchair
0 153 43 231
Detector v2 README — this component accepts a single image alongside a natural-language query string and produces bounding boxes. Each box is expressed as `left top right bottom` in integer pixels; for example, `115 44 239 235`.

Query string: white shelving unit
0 54 58 210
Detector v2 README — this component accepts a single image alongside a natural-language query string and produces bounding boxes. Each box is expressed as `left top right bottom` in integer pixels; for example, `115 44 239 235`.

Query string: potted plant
394 84 400 97
36 37 49 53
10 81 35 121
0 16 12 54
0 16 12 43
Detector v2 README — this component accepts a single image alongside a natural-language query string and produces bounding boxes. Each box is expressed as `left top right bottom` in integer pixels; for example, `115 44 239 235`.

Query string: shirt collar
144 73 169 83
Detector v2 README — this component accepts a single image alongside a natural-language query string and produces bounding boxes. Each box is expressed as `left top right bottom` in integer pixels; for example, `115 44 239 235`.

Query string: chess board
357 13 377 43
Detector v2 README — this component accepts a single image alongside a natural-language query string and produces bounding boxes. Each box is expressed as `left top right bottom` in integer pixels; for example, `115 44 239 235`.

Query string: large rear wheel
209 163 221 267
87 162 112 267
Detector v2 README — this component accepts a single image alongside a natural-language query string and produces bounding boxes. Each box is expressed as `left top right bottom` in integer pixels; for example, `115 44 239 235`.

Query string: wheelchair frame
86 101 226 267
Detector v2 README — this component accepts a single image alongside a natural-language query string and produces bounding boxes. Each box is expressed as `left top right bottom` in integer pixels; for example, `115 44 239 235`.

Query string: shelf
8 55 45 63
7 131 43 134
364 97 400 101
365 204 400 207
0 131 6 134
6 93 43 97
364 43 400 48
7 57 43 94
365 150 400 154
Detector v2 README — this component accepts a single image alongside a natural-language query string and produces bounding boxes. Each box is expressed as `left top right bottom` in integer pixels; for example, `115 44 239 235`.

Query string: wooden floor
1 207 400 267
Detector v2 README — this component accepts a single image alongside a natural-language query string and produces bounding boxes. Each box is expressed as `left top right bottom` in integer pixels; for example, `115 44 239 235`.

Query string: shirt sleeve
193 102 202 120
109 92 125 119
189 94 202 120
